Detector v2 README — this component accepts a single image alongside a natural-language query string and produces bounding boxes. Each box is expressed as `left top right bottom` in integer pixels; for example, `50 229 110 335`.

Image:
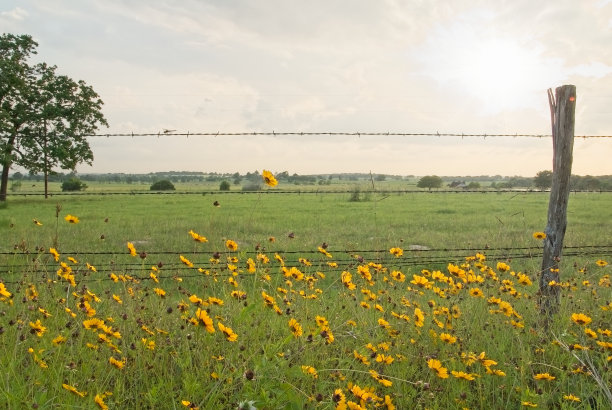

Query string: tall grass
0 190 610 408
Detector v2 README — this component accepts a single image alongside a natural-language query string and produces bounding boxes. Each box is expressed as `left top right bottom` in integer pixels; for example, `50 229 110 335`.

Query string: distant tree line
418 172 612 191
8 170 612 192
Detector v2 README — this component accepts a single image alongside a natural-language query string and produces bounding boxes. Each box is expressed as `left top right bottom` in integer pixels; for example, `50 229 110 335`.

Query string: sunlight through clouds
415 12 564 114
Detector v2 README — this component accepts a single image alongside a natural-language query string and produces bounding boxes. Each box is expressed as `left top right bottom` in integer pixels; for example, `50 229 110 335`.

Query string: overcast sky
2 0 611 176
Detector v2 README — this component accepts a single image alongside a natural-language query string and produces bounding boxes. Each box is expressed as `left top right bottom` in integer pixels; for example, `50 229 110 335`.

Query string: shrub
219 180 231 191
61 178 87 192
150 180 175 191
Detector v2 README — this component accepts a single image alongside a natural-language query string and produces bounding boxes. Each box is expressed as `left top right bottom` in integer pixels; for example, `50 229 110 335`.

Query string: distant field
0 188 610 408
2 189 611 277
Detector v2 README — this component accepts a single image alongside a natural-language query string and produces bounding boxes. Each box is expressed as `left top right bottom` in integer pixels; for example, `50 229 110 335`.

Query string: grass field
0 184 611 409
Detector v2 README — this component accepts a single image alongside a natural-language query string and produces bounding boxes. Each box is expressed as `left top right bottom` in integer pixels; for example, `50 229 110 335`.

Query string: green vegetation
150 180 176 191
534 170 553 190
8 171 612 193
417 175 443 190
0 34 107 201
0 186 611 409
61 178 88 192
219 180 231 191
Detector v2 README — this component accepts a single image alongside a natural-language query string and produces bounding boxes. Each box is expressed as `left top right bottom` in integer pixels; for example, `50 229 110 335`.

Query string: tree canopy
0 33 108 200
417 175 443 190
534 170 553 190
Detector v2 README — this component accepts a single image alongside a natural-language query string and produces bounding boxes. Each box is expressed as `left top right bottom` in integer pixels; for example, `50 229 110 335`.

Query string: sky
2 0 612 176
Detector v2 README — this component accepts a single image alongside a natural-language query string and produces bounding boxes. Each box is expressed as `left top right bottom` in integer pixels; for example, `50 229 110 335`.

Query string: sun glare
458 39 533 105
419 23 558 114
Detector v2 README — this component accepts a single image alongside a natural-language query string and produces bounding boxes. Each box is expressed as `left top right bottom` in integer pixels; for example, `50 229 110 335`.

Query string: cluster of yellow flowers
4 178 611 409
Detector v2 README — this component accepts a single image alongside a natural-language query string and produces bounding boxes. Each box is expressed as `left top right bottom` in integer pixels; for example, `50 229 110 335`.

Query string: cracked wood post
538 85 576 317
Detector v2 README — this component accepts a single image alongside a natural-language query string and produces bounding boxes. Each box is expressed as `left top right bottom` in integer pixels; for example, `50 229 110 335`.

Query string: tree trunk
44 169 49 199
0 162 10 202
43 126 49 199
538 85 576 317
0 135 16 202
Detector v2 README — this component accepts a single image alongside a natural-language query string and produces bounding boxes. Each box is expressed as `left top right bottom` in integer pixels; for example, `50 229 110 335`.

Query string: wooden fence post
538 85 576 317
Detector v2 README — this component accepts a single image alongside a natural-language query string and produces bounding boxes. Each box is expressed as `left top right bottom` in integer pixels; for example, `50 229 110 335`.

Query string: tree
219 180 230 191
21 63 107 198
0 33 107 201
534 170 553 190
417 175 443 190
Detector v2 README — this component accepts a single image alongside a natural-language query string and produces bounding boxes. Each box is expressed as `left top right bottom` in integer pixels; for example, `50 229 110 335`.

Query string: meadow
0 180 610 409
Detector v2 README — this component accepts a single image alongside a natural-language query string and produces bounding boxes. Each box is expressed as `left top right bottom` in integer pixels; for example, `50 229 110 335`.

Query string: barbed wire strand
7 189 612 197
3 244 611 257
82 131 612 138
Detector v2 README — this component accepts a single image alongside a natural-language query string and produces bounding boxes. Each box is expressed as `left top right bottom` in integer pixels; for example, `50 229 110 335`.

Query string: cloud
568 62 612 78
1 6 28 21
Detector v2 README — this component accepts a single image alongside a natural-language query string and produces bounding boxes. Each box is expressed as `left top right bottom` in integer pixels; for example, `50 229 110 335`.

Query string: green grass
0 189 610 409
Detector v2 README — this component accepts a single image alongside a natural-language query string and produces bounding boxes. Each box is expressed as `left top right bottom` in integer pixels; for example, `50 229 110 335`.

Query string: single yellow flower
180 255 194 268
195 308 215 333
62 383 86 397
127 242 137 256
52 335 67 345
218 322 238 342
181 400 199 409
451 370 477 380
29 319 47 337
49 247 60 262
262 169 278 187
427 358 449 379
288 318 303 337
0 282 12 299
95 392 112 409
469 288 484 298
496 262 510 272
64 214 79 224
300 365 318 378
533 372 555 381
225 239 238 251
532 232 546 239
109 356 125 369
389 247 403 257
571 313 592 326
188 230 208 243
414 308 425 327
440 333 457 344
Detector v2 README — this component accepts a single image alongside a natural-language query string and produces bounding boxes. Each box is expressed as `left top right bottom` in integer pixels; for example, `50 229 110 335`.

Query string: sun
418 22 557 114
454 38 536 109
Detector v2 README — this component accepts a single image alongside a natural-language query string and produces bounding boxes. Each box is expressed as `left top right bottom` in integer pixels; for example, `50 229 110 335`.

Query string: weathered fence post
538 85 576 317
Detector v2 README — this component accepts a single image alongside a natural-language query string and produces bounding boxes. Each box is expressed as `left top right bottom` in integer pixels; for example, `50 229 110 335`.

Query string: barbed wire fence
1 243 611 284
3 126 611 285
